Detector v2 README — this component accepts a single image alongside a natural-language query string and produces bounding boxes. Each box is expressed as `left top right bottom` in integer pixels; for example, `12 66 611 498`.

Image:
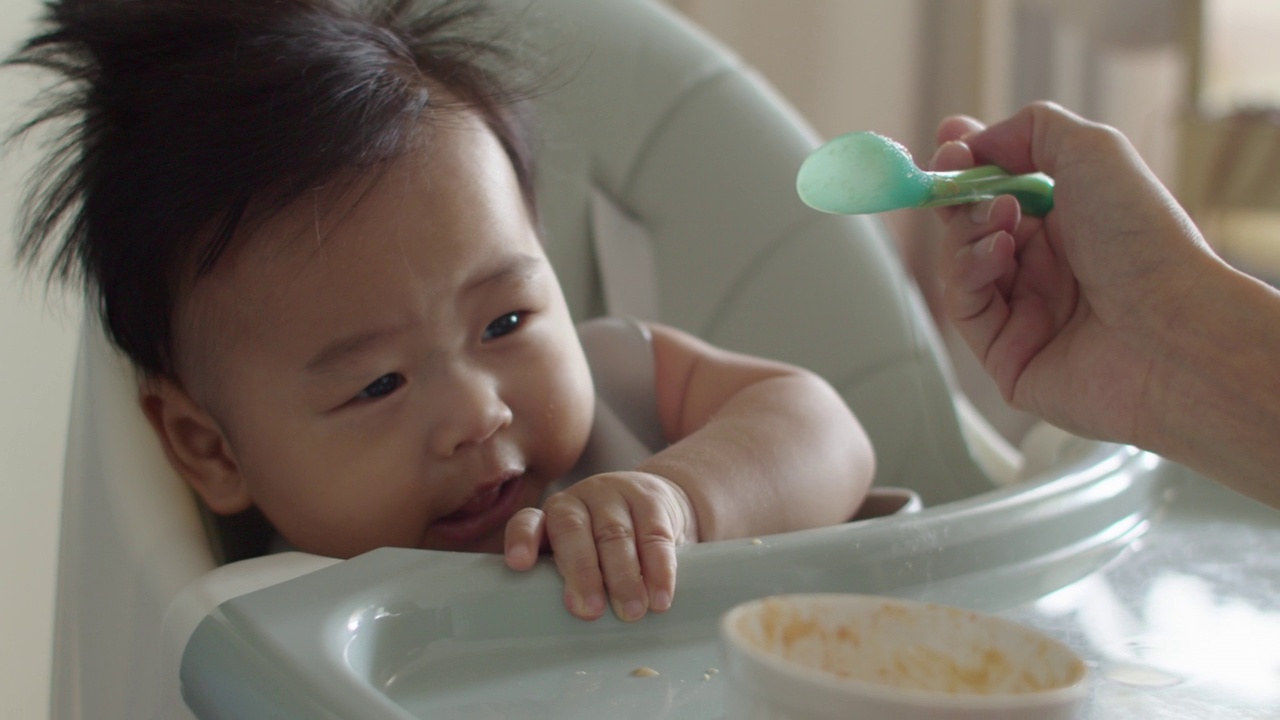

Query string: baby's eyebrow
304 322 412 375
302 256 545 375
462 253 545 294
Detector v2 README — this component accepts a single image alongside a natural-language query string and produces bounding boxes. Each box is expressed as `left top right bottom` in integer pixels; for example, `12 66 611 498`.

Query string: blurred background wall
1 1 79 718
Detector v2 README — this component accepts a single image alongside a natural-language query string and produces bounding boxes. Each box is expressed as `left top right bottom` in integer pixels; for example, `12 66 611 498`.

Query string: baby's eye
356 373 404 401
482 311 525 341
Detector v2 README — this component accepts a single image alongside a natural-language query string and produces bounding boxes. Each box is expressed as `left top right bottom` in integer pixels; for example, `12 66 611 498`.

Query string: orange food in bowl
721 594 1090 720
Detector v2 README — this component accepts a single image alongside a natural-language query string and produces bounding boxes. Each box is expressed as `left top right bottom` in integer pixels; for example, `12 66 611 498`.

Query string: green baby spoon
796 131 1054 216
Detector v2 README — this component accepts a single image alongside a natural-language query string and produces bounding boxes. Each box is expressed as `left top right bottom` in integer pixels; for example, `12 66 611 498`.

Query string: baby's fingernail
569 591 605 618
970 200 994 224
627 597 650 620
652 590 672 612
613 597 646 621
585 593 605 617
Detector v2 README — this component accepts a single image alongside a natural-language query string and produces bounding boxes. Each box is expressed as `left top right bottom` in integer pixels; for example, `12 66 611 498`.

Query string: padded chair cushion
517 0 990 501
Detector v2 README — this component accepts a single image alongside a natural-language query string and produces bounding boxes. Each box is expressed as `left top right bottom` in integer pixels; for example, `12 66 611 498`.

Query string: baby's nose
428 364 513 458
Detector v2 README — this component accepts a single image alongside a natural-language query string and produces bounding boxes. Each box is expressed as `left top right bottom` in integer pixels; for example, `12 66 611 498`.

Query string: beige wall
1 1 78 717
665 0 923 144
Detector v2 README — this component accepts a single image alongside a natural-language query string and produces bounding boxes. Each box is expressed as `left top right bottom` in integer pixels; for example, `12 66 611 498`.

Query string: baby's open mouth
442 480 507 520
431 474 525 544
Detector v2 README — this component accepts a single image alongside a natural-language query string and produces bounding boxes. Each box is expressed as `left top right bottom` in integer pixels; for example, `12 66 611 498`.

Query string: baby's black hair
7 0 539 377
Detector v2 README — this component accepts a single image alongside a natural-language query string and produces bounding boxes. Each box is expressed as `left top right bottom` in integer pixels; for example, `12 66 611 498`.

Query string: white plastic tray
179 445 1280 719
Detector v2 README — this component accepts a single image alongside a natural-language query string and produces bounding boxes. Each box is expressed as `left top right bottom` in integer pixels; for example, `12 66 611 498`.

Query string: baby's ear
140 377 252 516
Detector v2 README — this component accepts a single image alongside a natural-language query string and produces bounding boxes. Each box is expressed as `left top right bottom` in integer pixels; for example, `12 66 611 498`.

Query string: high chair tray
178 444 1280 719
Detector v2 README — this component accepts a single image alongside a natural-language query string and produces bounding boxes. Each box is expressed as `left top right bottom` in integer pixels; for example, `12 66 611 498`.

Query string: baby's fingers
543 494 608 620
632 500 679 614
590 502 652 622
503 507 546 571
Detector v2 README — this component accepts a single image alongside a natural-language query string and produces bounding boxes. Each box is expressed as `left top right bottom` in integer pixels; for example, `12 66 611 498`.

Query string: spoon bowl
796 131 1054 217
796 132 934 215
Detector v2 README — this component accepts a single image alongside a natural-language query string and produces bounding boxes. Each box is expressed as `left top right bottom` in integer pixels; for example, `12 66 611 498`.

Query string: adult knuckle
1028 99 1063 116
1079 122 1125 152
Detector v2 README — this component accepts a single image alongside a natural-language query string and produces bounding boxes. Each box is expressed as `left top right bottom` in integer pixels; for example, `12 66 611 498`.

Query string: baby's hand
504 471 697 621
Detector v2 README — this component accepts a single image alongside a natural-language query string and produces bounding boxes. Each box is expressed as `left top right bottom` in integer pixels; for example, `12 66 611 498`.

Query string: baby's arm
640 323 874 540
506 322 874 622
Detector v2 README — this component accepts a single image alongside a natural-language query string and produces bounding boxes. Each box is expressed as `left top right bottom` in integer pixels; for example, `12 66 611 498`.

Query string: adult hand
503 471 695 622
929 101 1219 448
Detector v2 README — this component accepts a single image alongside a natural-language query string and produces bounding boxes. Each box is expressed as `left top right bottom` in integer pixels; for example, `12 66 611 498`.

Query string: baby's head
11 0 595 558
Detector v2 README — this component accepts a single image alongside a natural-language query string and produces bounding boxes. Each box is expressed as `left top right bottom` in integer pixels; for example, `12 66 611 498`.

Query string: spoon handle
923 166 1055 217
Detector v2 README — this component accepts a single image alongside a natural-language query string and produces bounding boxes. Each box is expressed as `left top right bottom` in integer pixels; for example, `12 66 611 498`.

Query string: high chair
49 0 1213 718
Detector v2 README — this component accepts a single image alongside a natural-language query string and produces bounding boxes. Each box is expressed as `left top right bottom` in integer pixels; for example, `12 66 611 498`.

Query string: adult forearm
635 373 873 541
1141 264 1280 507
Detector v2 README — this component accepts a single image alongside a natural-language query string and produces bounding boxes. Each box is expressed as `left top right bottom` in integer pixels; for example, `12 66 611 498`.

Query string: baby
8 0 875 622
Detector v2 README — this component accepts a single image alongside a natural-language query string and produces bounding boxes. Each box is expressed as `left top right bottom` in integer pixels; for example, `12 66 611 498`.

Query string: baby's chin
422 522 506 553
285 523 511 558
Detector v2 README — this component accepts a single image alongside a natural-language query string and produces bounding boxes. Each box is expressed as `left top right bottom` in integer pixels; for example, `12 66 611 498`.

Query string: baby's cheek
270 482 420 558
539 379 595 473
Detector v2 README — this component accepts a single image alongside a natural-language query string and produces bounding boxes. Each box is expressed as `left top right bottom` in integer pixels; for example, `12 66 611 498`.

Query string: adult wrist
1140 260 1280 504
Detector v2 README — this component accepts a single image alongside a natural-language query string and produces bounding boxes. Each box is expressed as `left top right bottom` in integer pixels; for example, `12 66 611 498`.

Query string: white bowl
719 594 1089 720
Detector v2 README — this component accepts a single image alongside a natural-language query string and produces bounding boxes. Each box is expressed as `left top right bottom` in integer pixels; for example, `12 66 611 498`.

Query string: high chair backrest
520 0 993 497
50 0 998 717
